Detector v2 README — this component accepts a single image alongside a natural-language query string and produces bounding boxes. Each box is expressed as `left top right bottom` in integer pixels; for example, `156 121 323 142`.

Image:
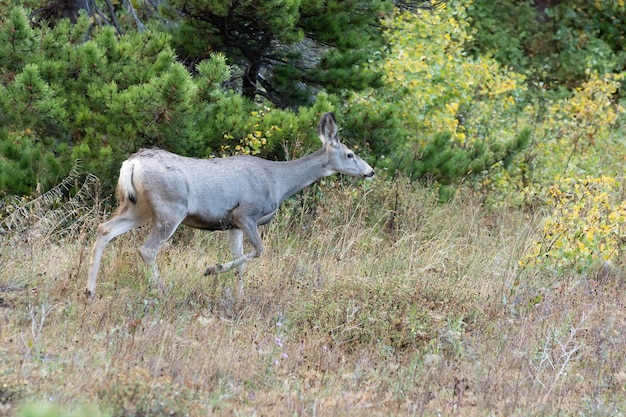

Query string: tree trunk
242 61 260 99
34 0 96 24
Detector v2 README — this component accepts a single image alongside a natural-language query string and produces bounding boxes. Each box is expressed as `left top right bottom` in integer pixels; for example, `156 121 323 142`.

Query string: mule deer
86 112 374 298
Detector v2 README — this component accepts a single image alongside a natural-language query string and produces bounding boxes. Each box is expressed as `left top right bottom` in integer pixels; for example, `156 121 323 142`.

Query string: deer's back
127 149 281 228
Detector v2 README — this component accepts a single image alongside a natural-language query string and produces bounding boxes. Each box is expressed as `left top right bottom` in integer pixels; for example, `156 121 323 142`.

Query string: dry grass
1 176 626 416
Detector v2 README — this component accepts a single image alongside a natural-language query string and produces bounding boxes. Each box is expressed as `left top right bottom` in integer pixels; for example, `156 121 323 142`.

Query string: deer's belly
182 214 236 231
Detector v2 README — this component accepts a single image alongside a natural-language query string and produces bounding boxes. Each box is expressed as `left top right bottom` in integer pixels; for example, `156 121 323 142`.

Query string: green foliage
191 91 335 159
486 72 626 206
466 0 539 73
458 0 626 276
164 0 390 107
468 0 626 88
0 129 61 196
403 129 530 185
0 7 208 193
0 6 358 197
299 0 390 93
350 2 529 186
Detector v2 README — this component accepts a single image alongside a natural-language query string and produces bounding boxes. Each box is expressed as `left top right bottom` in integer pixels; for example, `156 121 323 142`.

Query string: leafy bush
486 71 626 206
468 0 626 88
520 176 626 274
351 2 530 186
0 7 219 194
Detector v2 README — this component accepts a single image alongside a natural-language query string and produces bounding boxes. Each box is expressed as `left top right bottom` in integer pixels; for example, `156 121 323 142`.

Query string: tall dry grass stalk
1 175 625 416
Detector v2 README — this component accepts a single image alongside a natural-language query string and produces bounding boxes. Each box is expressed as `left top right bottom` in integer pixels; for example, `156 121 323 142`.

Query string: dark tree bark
33 0 96 23
32 0 129 34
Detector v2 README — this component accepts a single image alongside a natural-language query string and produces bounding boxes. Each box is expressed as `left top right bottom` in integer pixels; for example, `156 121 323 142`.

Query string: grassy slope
1 177 625 416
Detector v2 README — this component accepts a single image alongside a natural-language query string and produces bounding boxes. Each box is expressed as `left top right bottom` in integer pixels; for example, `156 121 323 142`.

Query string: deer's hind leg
87 208 149 297
139 213 184 293
204 219 264 278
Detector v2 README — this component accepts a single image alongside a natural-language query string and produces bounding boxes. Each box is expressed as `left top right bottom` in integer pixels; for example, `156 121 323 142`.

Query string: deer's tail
118 160 138 204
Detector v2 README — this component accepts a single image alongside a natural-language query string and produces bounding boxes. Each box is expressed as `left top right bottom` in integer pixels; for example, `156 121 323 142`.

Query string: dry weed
1 176 625 416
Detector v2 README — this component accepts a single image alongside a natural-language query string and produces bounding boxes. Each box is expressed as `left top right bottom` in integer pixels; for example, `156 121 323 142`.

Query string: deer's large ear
317 112 339 146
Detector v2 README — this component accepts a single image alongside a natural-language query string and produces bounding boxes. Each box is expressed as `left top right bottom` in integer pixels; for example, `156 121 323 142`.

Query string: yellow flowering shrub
219 106 275 156
537 73 624 178
349 1 530 187
488 72 626 205
520 176 626 273
380 3 526 150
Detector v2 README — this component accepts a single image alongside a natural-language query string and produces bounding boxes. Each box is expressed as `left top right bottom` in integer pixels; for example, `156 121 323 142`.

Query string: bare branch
124 0 146 32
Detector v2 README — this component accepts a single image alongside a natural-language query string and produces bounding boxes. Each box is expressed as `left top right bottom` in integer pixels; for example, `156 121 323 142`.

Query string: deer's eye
347 153 354 159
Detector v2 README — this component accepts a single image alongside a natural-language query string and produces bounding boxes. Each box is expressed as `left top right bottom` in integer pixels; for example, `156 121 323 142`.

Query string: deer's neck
274 148 331 202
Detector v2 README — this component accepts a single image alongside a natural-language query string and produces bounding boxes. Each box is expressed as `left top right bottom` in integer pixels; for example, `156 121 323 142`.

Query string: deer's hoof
84 288 94 300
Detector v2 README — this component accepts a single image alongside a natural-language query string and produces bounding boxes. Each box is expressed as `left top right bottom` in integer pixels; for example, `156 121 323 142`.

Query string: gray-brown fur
86 112 374 298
